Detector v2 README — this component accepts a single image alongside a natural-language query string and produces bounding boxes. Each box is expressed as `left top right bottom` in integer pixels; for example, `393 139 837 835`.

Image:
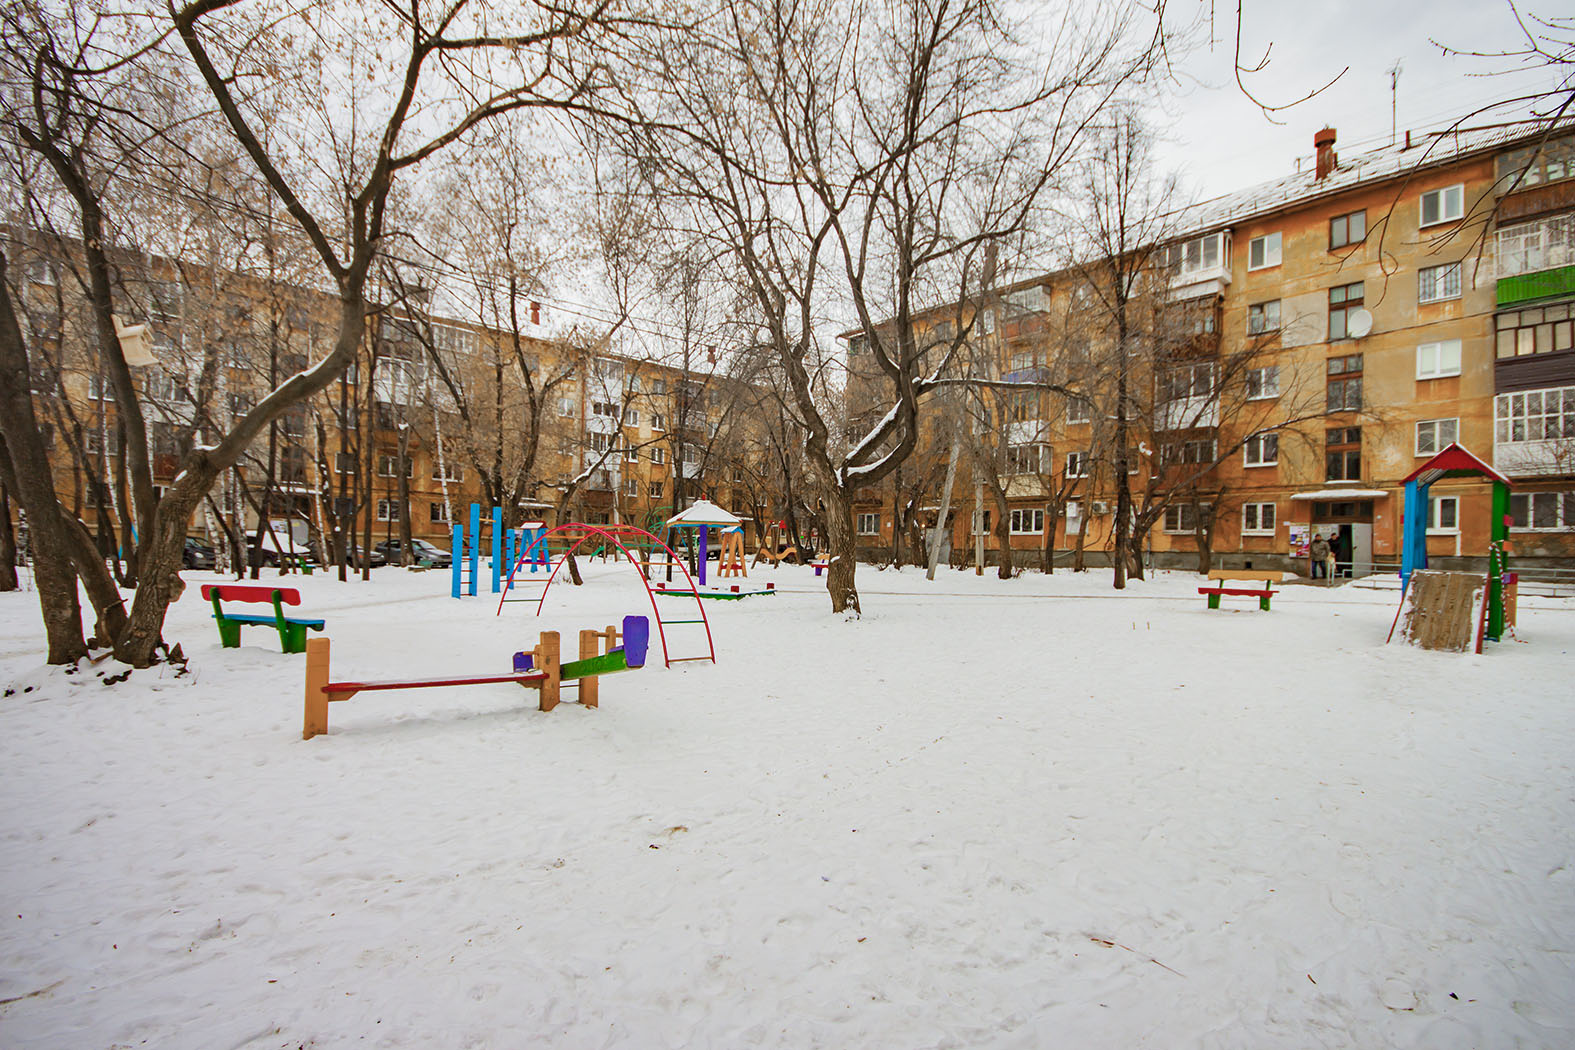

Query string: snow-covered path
2 565 1572 1048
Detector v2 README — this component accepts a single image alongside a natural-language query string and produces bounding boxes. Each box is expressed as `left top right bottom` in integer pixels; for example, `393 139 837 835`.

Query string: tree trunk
0 263 87 662
1073 511 1090 572
819 484 860 615
0 480 17 591
396 427 412 565
990 486 1013 580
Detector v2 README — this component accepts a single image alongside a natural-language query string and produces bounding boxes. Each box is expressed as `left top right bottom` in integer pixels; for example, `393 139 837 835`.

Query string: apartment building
848 121 1575 575
7 239 770 563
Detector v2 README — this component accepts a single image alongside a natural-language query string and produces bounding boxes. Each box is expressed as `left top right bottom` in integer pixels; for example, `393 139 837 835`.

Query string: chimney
1314 127 1338 180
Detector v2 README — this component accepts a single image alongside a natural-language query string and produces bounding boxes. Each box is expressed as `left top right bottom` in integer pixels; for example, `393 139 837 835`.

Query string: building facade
849 122 1575 576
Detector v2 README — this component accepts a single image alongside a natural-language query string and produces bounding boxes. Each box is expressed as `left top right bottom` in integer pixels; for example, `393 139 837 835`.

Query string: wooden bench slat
326 670 546 696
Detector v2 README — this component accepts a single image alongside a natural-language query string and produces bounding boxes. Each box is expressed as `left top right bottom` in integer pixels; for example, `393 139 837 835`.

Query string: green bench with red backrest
200 584 325 653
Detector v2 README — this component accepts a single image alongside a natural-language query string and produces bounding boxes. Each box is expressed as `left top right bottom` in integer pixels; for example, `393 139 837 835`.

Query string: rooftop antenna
1387 60 1403 146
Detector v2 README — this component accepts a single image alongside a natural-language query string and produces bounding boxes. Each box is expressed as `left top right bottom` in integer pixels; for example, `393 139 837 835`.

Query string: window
88 373 110 400
1497 138 1575 190
848 335 867 357
1242 502 1276 535
1248 232 1282 271
377 454 412 478
623 446 640 462
1246 366 1280 400
1495 386 1575 443
1328 282 1364 340
648 480 664 498
1330 210 1366 249
592 400 618 418
557 397 576 417
1247 300 1281 335
624 478 640 497
1415 417 1459 455
1066 398 1091 424
1160 439 1214 466
1510 491 1575 530
1009 507 1045 534
626 410 640 427
1065 501 1082 528
1420 184 1464 227
334 452 356 474
1157 231 1229 279
649 378 667 396
1417 339 1462 379
1495 302 1575 359
1327 353 1363 412
376 498 398 522
1428 496 1459 533
1163 503 1209 533
1009 350 1037 372
856 513 879 535
432 460 463 482
1065 451 1089 478
1495 214 1575 277
24 258 56 285
1243 432 1278 467
1325 426 1362 481
590 432 613 453
650 446 667 464
1007 443 1047 475
650 412 665 431
1418 263 1462 304
430 502 450 523
1158 362 1214 402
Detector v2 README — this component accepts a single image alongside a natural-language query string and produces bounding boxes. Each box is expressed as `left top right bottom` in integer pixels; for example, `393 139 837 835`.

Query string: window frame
1008 507 1046 535
1416 339 1462 380
1509 491 1575 531
856 512 880 536
1329 210 1366 249
1241 502 1277 535
1427 495 1459 534
1247 232 1282 271
1325 426 1362 481
1064 450 1090 478
1243 431 1279 467
1420 184 1465 228
1418 262 1462 305
1162 503 1210 534
1415 417 1460 456
1247 299 1282 336
1246 365 1281 400
1328 282 1365 341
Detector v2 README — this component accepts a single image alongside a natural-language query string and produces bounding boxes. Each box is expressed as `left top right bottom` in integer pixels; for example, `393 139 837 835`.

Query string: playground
1 563 1573 1049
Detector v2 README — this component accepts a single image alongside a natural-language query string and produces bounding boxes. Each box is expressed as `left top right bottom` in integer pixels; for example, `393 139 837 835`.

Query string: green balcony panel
1498 265 1575 307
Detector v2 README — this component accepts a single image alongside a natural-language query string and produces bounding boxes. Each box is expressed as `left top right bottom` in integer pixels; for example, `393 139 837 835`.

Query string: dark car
182 537 216 570
346 544 387 569
374 538 451 568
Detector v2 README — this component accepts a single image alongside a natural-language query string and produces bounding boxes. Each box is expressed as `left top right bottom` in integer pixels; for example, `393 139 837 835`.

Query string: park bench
1198 569 1283 611
201 584 325 653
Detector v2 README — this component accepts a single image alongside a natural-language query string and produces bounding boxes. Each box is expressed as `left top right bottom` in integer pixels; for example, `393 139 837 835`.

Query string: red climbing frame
494 522 715 668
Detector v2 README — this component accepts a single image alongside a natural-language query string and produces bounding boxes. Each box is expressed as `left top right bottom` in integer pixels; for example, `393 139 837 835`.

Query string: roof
1168 121 1555 239
667 500 743 527
1401 443 1513 487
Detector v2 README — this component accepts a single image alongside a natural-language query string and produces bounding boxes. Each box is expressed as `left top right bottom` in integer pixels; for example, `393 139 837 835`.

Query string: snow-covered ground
1 563 1572 1049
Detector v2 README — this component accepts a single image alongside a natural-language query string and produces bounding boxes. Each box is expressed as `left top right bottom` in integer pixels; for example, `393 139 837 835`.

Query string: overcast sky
1149 0 1563 205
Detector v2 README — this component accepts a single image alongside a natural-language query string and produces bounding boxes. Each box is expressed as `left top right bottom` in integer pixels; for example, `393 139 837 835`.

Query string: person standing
1310 533 1330 580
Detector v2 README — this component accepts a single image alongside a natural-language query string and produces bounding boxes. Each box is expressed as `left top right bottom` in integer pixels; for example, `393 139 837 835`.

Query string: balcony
1498 266 1575 308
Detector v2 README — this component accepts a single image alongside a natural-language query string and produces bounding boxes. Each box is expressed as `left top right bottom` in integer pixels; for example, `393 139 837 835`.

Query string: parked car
182 537 216 570
373 538 451 568
346 544 387 569
247 537 317 569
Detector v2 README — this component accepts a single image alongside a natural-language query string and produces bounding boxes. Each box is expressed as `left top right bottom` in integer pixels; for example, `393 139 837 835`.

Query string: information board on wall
1288 522 1311 559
